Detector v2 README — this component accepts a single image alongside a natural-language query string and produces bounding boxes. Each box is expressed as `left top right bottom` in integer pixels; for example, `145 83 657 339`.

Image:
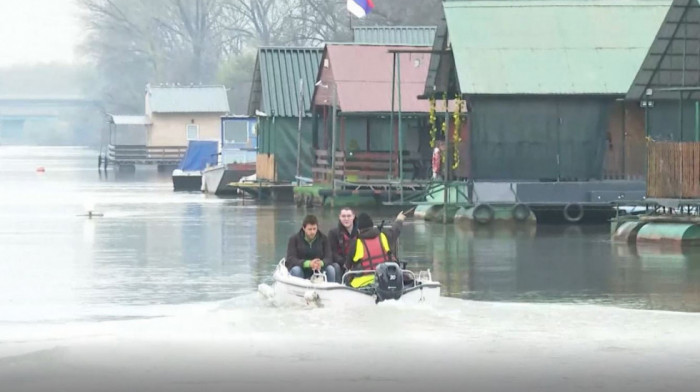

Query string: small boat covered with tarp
172 140 218 191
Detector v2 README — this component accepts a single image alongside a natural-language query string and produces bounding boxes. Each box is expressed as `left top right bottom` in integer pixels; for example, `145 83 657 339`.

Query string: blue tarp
177 140 219 171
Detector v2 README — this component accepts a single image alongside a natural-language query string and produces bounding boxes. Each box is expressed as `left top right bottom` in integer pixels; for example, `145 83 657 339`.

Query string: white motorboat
259 259 441 307
202 163 256 195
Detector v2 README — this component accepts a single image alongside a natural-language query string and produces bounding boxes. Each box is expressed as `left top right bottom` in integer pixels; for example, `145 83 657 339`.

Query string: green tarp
257 116 314 182
470 97 610 180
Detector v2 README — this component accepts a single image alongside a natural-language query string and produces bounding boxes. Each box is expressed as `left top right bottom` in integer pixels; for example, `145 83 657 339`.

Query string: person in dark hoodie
344 211 405 288
285 214 338 283
326 207 358 277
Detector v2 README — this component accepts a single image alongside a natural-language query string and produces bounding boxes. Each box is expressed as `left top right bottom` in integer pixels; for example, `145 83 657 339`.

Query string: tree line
78 0 443 113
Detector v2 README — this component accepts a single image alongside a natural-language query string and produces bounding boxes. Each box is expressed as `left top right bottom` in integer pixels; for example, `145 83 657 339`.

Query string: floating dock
611 199 700 246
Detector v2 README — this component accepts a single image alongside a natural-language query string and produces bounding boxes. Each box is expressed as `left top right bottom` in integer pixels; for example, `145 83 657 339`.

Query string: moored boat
172 140 218 191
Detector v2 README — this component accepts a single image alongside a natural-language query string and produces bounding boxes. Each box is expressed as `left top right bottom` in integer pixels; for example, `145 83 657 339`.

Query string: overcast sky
0 0 81 67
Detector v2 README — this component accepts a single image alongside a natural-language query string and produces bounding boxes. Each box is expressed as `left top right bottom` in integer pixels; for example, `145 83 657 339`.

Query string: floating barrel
453 207 470 221
423 205 445 221
414 204 432 220
511 203 532 222
472 203 495 224
612 221 646 243
563 203 584 223
636 223 700 245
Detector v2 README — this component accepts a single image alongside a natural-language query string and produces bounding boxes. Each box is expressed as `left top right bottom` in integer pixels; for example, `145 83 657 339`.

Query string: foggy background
0 0 444 146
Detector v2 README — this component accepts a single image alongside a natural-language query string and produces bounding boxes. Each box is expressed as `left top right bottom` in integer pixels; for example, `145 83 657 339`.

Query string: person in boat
285 214 339 283
344 211 405 288
326 207 358 276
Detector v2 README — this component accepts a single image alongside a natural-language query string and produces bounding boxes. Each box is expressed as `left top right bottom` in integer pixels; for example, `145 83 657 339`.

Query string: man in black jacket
285 214 339 283
326 207 358 277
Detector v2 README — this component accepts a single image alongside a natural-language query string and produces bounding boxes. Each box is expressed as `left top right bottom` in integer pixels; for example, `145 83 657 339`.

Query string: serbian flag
347 0 374 18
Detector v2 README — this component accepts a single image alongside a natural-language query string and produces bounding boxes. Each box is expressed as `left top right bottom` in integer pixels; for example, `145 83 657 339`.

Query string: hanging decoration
452 95 464 170
442 92 448 135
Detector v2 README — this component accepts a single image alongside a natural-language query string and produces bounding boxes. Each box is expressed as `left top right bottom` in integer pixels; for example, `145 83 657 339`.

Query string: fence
107 144 186 165
647 142 700 198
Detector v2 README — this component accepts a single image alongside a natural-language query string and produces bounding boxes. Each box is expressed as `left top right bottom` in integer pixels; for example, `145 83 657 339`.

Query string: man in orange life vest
344 211 405 288
327 207 358 276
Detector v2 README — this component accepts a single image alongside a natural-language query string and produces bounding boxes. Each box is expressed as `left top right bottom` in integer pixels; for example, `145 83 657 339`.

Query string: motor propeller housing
374 262 404 302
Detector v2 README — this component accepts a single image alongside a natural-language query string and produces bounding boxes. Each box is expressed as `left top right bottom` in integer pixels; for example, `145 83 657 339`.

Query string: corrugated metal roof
445 0 671 95
352 26 437 46
147 85 229 113
627 0 700 100
249 47 323 118
314 45 434 113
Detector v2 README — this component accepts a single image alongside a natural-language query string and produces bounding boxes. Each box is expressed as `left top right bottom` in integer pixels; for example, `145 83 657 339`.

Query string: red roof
314 45 434 113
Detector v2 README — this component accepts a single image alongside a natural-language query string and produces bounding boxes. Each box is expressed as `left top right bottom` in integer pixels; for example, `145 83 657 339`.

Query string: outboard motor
374 262 404 302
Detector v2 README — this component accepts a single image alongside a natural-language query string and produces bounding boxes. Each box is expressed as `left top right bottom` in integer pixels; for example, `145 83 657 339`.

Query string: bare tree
222 0 297 46
290 0 350 44
288 0 445 44
79 0 158 111
367 0 444 25
78 0 445 112
78 0 250 111
151 0 226 82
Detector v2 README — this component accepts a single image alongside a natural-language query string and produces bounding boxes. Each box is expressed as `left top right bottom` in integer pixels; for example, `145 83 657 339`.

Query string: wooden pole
295 78 303 185
331 84 338 204
397 53 404 204
443 96 450 224
389 53 396 182
621 101 626 178
680 90 684 141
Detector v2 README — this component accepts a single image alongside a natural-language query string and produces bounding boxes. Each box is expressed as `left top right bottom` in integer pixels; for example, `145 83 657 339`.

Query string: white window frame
223 121 250 144
186 124 199 140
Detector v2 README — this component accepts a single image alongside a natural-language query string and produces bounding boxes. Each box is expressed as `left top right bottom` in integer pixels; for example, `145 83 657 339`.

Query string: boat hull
172 170 203 192
266 260 441 307
202 165 226 194
202 164 256 195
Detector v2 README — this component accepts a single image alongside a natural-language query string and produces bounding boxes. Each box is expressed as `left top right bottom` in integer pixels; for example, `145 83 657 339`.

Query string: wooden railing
312 149 422 183
107 144 187 165
312 150 345 183
647 142 700 199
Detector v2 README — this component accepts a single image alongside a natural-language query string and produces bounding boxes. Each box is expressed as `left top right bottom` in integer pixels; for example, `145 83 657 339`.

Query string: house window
186 124 199 140
223 120 249 143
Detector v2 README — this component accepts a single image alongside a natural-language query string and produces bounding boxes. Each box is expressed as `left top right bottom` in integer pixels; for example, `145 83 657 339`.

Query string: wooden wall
647 142 700 198
256 154 275 181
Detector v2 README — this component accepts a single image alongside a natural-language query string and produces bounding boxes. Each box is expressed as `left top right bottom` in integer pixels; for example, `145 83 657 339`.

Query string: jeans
290 263 338 283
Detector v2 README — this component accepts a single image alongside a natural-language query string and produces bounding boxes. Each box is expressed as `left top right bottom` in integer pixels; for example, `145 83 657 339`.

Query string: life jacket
349 232 392 288
336 228 354 257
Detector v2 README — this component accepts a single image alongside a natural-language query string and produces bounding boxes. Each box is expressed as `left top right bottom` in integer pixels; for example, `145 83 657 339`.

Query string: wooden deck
226 181 295 201
107 144 186 166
